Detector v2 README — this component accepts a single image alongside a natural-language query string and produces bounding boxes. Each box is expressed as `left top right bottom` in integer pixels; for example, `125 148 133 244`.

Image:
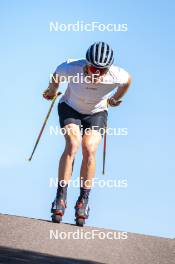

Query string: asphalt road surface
0 214 174 264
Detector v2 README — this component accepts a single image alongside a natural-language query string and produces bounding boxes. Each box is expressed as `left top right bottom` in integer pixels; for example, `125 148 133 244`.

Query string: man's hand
107 97 122 107
43 72 60 100
43 88 57 100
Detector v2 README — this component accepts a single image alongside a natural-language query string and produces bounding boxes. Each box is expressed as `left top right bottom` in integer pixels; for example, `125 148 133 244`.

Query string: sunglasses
87 65 109 76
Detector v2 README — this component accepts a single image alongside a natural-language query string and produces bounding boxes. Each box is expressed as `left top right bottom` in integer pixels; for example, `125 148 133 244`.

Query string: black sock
56 182 68 200
79 187 91 200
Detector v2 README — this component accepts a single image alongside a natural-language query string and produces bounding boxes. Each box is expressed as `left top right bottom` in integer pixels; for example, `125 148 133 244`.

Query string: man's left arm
108 72 132 107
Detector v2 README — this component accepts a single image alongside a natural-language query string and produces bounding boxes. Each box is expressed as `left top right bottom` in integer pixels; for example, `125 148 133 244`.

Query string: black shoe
75 197 90 227
51 195 67 223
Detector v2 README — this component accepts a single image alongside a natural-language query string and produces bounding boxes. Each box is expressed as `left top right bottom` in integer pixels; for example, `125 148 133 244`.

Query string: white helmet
86 41 114 69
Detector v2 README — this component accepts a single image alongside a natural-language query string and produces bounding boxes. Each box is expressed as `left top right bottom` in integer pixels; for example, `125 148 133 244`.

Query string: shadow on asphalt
0 246 104 264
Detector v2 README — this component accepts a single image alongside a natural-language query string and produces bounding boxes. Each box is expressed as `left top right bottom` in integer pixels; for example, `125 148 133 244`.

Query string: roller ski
75 197 90 227
51 195 67 223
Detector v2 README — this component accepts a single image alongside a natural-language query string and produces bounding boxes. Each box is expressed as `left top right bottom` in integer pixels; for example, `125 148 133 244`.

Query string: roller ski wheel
75 197 90 227
51 214 62 223
51 196 67 223
75 217 85 227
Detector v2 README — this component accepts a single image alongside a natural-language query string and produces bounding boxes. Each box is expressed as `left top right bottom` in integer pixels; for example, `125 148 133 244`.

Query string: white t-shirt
55 59 129 114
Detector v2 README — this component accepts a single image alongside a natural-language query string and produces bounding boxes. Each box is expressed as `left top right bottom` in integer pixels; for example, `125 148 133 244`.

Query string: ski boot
75 197 90 227
51 195 67 223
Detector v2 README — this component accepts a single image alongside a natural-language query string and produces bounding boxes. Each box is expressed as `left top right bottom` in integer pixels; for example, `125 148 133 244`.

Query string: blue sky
0 0 175 238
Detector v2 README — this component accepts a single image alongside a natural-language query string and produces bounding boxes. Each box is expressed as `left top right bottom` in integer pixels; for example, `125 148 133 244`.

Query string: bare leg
58 124 81 184
80 130 102 188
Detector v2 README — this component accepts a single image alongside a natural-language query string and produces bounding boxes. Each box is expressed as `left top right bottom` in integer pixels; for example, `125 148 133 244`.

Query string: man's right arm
43 60 71 100
43 72 60 100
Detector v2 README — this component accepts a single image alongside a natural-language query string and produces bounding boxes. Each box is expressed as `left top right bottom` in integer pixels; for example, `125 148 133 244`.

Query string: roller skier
43 42 131 226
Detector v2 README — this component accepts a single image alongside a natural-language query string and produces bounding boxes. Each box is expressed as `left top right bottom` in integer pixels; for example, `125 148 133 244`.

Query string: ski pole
102 126 107 175
102 100 109 175
28 92 62 161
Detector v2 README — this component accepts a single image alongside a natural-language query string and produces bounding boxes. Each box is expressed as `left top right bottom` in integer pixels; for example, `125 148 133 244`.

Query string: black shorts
58 102 108 136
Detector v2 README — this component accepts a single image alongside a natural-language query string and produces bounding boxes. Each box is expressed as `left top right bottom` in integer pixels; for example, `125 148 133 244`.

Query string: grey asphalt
0 214 174 264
